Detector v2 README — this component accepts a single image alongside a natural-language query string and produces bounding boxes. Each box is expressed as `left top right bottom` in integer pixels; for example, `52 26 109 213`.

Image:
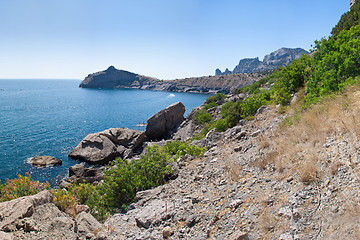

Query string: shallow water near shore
0 79 209 185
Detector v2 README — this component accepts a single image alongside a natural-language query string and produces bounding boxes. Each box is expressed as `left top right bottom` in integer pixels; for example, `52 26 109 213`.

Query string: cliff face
216 47 309 75
79 66 267 94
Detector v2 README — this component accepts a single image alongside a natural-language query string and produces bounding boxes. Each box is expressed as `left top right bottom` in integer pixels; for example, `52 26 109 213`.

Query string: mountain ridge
216 47 309 75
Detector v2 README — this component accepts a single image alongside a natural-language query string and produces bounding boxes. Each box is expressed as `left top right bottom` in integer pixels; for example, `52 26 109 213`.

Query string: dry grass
226 160 243 181
266 86 360 184
297 159 319 184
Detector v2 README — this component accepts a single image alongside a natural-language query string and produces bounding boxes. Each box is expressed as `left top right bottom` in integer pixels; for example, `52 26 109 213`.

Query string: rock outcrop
0 191 103 239
30 156 62 167
216 47 309 75
59 163 105 188
145 102 185 140
68 128 145 164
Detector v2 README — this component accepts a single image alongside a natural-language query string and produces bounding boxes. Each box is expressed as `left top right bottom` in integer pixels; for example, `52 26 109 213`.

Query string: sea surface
0 79 209 185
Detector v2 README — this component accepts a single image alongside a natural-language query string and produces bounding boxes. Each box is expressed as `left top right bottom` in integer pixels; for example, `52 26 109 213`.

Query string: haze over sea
0 79 209 185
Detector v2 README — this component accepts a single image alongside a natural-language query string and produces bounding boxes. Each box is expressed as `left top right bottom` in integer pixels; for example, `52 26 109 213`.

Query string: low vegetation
0 173 50 202
0 141 206 221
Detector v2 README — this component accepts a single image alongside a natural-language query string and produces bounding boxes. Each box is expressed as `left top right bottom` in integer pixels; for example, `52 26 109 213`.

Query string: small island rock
30 156 62 167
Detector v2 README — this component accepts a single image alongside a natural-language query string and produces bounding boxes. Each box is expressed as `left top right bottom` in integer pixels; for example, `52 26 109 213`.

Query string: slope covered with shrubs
0 141 206 220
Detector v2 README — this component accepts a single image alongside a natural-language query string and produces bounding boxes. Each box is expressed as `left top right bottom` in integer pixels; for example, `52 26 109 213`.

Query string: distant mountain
216 47 309 75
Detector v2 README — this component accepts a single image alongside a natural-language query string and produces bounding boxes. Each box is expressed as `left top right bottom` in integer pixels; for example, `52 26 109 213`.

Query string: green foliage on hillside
240 22 360 105
202 21 360 134
52 141 206 220
332 1 360 36
306 24 360 102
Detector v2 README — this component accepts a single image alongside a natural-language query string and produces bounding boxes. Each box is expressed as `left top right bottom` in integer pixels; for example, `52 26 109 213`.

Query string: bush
52 140 206 220
193 108 212 125
0 174 50 202
215 119 228 132
205 93 227 104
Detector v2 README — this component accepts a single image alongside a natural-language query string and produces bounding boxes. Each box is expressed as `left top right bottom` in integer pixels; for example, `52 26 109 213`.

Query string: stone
186 215 199 228
135 199 174 229
30 156 62 167
96 231 108 240
60 164 105 187
205 129 223 148
49 216 75 233
229 230 249 240
76 211 103 236
0 231 13 240
229 199 244 210
69 128 145 164
162 226 174 238
145 102 185 140
0 190 53 231
75 204 91 214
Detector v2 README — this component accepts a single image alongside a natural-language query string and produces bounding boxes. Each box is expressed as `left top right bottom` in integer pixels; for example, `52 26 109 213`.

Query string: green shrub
306 25 360 103
215 119 228 132
221 101 241 128
193 108 212 125
0 174 50 202
203 101 217 110
205 93 227 104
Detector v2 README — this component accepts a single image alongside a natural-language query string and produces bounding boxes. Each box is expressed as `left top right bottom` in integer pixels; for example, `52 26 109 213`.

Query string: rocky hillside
79 66 266 94
98 87 360 239
3 86 360 239
216 47 309 75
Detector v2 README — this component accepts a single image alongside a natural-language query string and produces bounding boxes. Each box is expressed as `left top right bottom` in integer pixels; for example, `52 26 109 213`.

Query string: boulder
134 199 175 229
76 211 103 236
68 128 145 164
30 156 62 167
0 190 53 232
59 163 105 187
145 102 185 140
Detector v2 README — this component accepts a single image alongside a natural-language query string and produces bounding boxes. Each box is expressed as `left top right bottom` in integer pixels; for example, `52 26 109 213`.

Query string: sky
0 0 350 80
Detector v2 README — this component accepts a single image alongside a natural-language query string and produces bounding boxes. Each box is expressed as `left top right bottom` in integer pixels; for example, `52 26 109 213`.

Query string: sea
0 79 209 185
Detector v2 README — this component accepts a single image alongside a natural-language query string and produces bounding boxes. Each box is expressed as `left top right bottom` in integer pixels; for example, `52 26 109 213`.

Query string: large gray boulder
76 211 103 237
69 128 145 164
0 190 53 232
145 102 185 140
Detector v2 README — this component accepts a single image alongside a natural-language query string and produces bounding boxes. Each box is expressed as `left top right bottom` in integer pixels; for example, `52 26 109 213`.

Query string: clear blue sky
0 0 349 80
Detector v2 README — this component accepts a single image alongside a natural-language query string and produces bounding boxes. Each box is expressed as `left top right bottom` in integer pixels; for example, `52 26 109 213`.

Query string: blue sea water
0 79 209 185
